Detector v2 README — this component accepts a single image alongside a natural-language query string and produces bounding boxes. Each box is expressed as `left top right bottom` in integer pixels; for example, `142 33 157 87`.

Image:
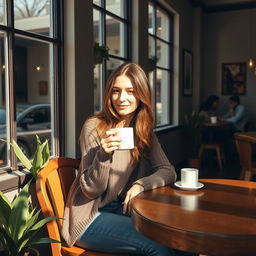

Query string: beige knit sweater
61 117 177 247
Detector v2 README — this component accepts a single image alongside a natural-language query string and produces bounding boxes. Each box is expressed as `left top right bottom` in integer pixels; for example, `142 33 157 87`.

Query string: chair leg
244 170 252 181
240 168 246 180
199 146 204 166
216 147 223 170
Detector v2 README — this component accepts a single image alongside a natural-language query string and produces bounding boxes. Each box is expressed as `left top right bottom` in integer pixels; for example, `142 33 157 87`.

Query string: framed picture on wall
182 49 193 96
222 62 246 95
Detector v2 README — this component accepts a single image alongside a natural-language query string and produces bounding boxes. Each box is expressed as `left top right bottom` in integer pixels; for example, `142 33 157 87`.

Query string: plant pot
188 158 200 169
24 248 39 256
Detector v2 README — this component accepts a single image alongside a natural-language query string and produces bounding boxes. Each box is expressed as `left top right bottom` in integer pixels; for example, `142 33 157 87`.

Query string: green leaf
22 210 40 238
9 182 31 242
30 216 57 231
0 191 12 226
41 140 50 168
0 227 18 256
11 140 32 170
35 135 42 146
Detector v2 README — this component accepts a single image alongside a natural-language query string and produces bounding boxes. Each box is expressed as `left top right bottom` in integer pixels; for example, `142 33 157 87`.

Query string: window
0 0 62 169
148 1 174 127
93 0 131 112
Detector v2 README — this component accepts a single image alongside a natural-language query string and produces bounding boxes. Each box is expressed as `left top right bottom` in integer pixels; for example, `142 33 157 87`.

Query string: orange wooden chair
36 157 128 256
234 133 256 181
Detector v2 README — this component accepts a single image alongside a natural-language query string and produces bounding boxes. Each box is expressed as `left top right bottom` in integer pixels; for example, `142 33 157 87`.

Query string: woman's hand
101 129 121 154
123 184 144 214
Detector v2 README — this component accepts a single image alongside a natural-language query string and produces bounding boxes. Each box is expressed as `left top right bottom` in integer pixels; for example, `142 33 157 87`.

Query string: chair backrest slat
36 157 80 256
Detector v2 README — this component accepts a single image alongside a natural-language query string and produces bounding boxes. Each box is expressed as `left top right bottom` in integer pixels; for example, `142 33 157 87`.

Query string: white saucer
174 181 204 191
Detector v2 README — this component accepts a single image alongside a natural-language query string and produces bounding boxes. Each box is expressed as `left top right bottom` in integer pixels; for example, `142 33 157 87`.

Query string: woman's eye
112 89 119 93
128 90 134 94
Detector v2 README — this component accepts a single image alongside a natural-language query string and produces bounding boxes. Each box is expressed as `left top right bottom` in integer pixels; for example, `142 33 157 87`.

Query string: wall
201 8 256 128
158 0 196 166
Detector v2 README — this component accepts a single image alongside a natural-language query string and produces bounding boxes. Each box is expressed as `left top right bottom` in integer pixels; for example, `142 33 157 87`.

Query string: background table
131 179 256 256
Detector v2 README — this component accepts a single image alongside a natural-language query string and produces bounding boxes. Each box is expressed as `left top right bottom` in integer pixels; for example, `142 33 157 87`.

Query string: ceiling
188 0 256 12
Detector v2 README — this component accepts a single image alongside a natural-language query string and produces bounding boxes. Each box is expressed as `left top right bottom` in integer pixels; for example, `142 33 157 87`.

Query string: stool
199 144 224 170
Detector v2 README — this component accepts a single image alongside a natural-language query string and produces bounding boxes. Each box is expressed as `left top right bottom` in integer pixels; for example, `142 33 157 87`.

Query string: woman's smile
111 75 139 117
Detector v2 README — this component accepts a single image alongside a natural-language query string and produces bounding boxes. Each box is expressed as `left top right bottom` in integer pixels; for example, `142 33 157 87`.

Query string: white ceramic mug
210 116 217 124
180 168 199 187
115 127 134 150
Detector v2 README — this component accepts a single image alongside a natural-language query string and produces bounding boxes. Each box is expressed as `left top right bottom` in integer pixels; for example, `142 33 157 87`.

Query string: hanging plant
94 42 110 65
148 56 158 72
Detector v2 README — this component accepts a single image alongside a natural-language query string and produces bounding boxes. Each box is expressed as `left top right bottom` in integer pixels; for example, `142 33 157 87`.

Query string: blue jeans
76 200 196 256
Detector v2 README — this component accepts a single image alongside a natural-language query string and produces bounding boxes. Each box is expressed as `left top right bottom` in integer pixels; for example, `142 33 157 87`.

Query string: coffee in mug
181 168 199 187
115 127 134 150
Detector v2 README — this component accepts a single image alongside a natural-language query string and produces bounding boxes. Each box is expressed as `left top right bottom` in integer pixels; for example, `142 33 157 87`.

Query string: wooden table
131 179 256 256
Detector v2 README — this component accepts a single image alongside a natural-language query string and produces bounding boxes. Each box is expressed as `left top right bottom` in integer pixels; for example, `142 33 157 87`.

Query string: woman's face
111 75 139 118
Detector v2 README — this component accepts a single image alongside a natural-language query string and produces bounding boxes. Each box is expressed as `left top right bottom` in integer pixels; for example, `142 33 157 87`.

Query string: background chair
234 133 256 180
36 157 128 256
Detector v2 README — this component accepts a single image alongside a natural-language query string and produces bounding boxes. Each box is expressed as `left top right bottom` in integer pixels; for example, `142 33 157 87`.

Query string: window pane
93 9 100 42
148 3 154 34
0 0 6 25
148 35 155 59
14 36 52 159
0 35 6 167
14 0 51 36
94 64 102 113
107 58 123 78
106 15 125 57
157 40 169 68
156 69 170 125
93 0 101 6
106 0 125 18
157 8 169 41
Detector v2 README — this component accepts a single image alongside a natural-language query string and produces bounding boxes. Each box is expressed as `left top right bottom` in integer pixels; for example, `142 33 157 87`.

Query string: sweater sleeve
78 118 112 199
134 134 177 191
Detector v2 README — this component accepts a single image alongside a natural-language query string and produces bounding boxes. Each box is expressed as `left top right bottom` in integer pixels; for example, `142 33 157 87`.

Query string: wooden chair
199 143 224 170
234 133 256 181
36 157 128 256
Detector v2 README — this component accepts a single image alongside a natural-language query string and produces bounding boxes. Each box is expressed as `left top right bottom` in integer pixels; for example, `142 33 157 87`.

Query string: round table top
203 121 229 127
131 179 256 256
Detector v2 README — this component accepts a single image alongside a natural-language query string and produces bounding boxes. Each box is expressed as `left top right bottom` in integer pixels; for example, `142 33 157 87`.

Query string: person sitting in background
223 95 248 132
199 95 220 122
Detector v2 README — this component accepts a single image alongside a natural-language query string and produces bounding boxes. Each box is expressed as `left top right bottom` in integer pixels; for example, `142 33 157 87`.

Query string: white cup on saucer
210 116 217 124
180 168 199 188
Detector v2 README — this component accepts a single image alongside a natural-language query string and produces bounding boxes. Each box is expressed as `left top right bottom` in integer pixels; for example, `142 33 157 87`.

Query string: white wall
201 8 256 128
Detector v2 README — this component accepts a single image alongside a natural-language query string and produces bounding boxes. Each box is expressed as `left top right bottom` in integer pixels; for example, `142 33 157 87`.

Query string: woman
199 95 219 121
61 63 177 255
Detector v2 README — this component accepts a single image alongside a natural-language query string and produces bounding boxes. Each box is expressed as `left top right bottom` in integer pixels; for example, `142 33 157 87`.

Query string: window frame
93 0 132 112
0 0 63 173
148 0 174 129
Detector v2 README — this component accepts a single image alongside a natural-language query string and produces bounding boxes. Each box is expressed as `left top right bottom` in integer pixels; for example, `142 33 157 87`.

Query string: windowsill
0 168 30 193
154 124 180 135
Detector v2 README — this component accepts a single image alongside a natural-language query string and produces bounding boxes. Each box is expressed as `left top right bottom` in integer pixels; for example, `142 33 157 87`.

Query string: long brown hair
95 62 154 163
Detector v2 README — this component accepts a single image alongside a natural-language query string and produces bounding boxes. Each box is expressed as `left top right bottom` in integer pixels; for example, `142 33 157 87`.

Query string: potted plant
182 111 204 168
148 55 158 72
94 42 109 65
0 181 59 256
0 135 50 181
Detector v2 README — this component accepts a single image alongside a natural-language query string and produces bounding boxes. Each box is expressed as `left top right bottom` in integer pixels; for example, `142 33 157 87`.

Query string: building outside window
148 1 174 127
93 0 131 112
0 0 62 170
